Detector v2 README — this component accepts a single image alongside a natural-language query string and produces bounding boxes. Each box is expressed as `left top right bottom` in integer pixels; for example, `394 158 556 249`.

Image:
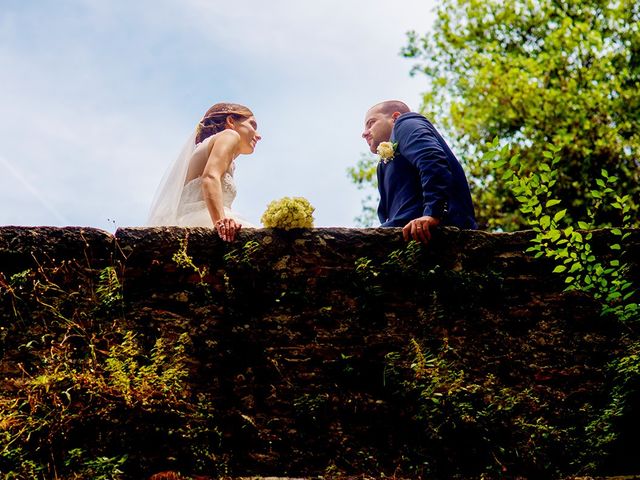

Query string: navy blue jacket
377 112 477 229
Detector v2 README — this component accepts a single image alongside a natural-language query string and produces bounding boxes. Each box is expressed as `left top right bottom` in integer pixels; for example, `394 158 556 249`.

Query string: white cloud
0 0 436 231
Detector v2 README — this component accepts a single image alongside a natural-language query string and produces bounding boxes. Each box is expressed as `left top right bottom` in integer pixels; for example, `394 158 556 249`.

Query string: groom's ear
391 111 401 121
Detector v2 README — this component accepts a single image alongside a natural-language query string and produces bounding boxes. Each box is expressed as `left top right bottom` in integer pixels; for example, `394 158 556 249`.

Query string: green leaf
534 205 542 217
548 229 561 242
569 262 582 273
550 144 562 153
553 265 567 273
493 159 506 169
502 169 514 180
546 199 562 208
540 215 551 229
607 292 622 302
553 209 567 223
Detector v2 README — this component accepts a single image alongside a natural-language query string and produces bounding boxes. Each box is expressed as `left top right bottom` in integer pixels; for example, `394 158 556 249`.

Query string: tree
396 0 639 230
347 153 379 227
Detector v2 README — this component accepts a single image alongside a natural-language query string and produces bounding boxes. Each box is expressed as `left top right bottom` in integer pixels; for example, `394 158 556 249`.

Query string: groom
362 100 477 244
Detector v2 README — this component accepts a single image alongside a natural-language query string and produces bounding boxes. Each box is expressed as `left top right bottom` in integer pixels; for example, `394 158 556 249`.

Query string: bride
147 103 261 242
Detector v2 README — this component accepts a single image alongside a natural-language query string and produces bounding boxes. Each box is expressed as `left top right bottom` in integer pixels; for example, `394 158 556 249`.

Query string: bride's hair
196 102 254 144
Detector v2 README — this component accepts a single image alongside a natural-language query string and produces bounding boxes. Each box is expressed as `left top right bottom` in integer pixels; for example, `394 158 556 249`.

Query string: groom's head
362 100 410 154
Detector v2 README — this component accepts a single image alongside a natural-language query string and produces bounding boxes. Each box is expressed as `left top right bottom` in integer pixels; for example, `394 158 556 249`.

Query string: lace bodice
181 164 236 206
147 130 253 228
177 163 237 219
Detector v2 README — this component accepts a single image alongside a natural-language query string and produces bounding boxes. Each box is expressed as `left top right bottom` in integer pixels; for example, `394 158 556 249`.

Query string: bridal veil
146 129 197 226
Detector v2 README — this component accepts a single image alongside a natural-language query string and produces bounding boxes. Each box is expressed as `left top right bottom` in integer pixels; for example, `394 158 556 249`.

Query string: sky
0 0 436 232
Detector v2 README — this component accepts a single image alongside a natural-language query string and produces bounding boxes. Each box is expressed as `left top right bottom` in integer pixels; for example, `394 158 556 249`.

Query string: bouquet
261 196 315 229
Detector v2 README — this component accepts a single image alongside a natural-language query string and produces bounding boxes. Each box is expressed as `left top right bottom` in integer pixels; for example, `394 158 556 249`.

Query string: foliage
582 340 640 470
64 449 128 480
346 153 379 227
490 139 639 468
489 140 638 321
172 233 209 283
0 326 191 477
381 239 423 273
223 240 261 268
96 266 123 312
0 263 196 478
354 239 495 313
398 0 640 230
354 241 433 309
385 338 574 477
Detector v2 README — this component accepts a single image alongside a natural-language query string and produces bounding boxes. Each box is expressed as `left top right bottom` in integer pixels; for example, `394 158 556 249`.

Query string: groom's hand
402 216 440 245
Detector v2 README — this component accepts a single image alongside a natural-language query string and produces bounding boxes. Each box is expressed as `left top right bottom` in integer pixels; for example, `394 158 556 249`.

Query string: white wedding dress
147 130 255 227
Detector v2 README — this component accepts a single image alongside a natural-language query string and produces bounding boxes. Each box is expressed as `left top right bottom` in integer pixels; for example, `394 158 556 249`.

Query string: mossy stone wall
1 226 639 479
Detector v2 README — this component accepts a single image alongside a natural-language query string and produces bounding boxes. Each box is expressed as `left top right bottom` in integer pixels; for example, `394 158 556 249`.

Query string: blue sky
0 0 436 231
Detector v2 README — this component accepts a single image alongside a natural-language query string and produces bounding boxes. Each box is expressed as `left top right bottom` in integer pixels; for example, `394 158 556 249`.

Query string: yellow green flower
261 196 315 229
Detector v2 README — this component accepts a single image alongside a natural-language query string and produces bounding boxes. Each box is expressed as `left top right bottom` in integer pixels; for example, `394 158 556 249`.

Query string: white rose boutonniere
377 141 398 164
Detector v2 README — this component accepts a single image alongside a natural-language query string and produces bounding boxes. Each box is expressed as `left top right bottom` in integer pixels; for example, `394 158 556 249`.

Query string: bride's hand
215 217 241 242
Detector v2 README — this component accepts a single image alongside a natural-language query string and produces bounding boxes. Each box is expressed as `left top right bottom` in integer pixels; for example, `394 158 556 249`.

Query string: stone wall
0 226 639 479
